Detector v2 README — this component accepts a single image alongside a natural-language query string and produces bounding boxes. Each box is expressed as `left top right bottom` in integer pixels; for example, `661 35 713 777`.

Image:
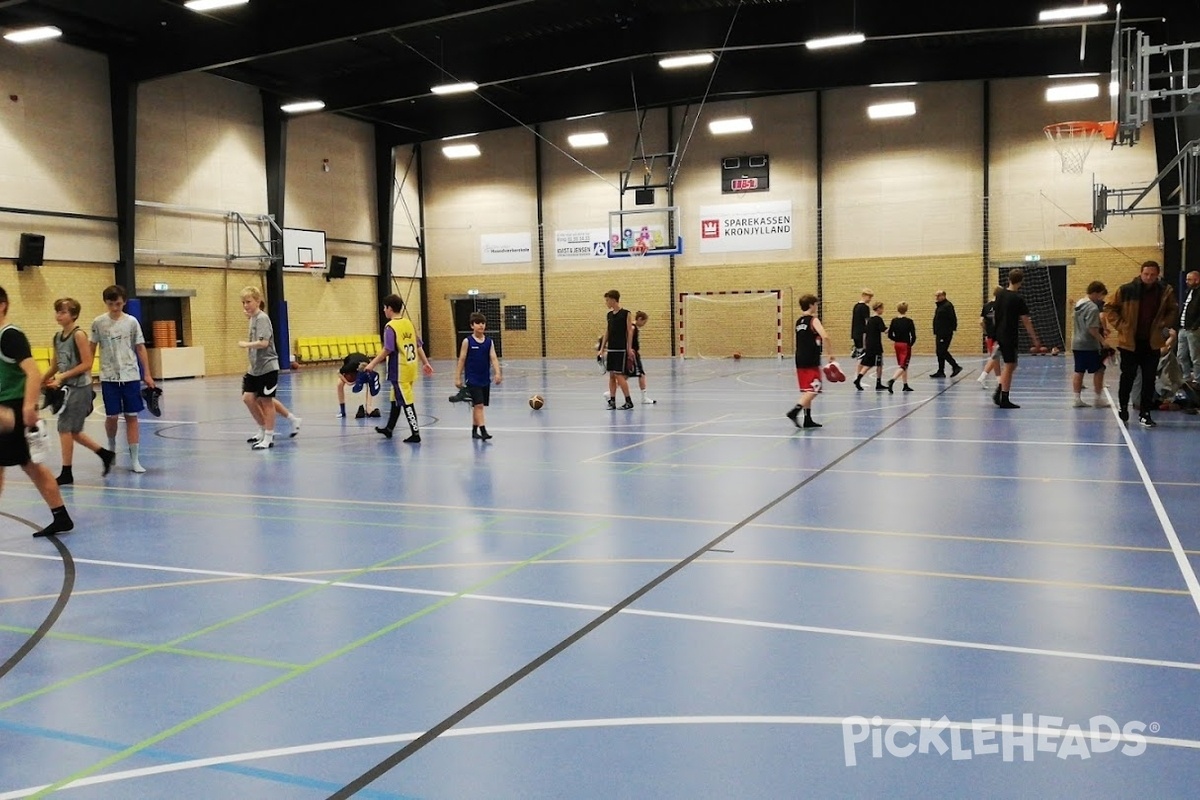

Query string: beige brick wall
0 262 114 348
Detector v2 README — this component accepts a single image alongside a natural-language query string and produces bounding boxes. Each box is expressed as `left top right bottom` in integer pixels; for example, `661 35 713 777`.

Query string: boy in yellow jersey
363 294 432 443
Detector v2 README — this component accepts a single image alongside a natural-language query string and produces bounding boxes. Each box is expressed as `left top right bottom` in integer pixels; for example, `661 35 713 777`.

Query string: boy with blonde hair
238 286 290 449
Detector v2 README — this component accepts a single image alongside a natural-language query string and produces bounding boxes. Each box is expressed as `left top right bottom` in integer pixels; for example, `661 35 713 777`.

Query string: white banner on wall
698 200 793 253
481 232 532 264
554 229 609 260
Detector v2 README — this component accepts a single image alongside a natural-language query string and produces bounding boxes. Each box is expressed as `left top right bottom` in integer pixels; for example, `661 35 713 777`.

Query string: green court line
31 524 604 798
0 525 482 714
0 624 301 670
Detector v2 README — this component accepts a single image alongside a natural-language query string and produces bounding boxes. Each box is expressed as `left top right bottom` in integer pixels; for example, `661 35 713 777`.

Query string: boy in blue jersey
454 312 503 439
363 294 432 443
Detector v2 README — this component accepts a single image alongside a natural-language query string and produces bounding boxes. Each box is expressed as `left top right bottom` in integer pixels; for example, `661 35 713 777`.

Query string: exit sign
1024 254 1041 262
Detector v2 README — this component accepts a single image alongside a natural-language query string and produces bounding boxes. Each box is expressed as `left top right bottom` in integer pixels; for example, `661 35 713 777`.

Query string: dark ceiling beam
130 0 539 81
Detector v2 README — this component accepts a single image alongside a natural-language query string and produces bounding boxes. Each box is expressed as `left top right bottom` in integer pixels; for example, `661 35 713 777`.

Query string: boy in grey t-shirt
90 285 155 473
238 286 292 450
1071 281 1110 408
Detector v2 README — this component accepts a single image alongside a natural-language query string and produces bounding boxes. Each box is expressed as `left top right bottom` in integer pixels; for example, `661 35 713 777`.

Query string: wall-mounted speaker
325 254 348 281
16 233 45 271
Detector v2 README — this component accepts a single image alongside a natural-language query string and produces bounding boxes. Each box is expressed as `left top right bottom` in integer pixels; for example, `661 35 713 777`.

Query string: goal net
999 265 1067 352
678 291 782 358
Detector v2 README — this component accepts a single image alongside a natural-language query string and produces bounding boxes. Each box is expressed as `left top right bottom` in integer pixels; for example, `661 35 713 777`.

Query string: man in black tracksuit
930 290 961 377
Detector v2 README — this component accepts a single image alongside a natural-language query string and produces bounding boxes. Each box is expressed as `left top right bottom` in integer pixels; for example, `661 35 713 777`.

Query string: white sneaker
25 422 50 464
1072 397 1088 408
290 416 302 437
130 461 146 474
641 396 657 404
1093 395 1111 408
602 391 611 399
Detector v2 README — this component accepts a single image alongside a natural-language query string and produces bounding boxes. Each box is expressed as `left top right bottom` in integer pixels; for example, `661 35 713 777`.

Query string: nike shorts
242 370 280 398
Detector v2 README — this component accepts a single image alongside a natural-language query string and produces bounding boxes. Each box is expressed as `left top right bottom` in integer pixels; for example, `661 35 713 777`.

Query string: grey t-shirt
90 313 144 382
246 311 280 375
1072 297 1102 351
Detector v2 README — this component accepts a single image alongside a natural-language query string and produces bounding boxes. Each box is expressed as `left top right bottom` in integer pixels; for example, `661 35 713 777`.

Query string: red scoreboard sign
721 154 769 194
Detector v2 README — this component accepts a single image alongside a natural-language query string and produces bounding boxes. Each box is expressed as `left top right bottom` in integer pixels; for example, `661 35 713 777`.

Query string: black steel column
262 92 287 326
414 143 430 351
374 125 398 328
534 125 547 357
982 81 992 316
109 58 137 290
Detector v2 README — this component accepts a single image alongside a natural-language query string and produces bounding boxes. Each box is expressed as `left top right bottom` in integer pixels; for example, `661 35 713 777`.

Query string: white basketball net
1044 122 1103 174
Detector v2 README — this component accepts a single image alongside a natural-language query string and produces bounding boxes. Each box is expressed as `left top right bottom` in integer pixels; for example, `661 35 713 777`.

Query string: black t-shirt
981 301 997 339
631 326 640 353
794 314 822 368
339 352 370 376
887 316 916 346
993 289 1030 344
850 302 870 343
606 308 630 351
863 316 887 355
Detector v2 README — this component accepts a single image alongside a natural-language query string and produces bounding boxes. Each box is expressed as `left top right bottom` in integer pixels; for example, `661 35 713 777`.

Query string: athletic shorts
1073 350 1104 374
796 367 822 394
101 380 144 416
389 379 415 406
57 384 95 435
242 371 280 398
997 340 1019 364
0 398 30 467
860 352 882 368
985 337 995 354
605 350 626 373
347 369 380 395
467 384 491 407
893 343 911 369
631 353 645 377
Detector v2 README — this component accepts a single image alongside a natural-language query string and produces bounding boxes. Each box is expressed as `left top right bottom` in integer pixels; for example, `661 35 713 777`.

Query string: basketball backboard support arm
1092 138 1200 230
1113 26 1200 146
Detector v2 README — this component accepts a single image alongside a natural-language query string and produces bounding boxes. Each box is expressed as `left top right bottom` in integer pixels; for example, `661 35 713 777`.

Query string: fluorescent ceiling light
280 100 325 114
3 25 62 43
431 81 478 95
566 112 604 121
443 143 482 158
805 33 865 50
567 132 608 148
1038 4 1107 22
659 53 714 69
184 0 250 11
1045 82 1100 101
867 101 916 119
441 132 477 140
1048 72 1101 78
870 81 917 88
708 117 753 135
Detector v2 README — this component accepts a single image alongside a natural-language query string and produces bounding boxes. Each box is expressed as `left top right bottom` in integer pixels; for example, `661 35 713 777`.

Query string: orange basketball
529 394 544 410
732 352 742 360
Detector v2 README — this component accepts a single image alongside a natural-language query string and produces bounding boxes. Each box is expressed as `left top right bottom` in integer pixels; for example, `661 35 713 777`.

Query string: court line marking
1106 388 1200 620
21 526 606 797
4 714 1199 798
584 414 734 461
0 513 73 683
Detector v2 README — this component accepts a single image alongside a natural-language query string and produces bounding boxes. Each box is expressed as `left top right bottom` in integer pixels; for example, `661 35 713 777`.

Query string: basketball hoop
301 261 325 276
629 239 649 258
1058 222 1095 232
1043 121 1117 174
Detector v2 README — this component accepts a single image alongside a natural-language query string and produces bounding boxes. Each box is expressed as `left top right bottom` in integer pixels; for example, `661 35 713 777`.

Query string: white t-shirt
90 313 144 382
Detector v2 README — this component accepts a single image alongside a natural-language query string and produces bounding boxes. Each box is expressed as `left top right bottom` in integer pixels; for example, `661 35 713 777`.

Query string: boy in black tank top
787 294 834 429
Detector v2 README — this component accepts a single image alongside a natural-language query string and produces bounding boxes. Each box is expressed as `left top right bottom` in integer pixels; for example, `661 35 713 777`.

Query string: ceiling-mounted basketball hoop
1044 121 1117 174
1057 222 1095 232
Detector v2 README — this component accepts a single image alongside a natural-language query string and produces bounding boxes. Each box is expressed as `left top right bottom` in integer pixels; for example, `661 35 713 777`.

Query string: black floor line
327 385 951 798
0 514 75 681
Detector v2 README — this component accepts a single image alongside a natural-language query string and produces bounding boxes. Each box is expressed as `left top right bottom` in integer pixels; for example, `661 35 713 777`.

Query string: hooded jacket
1104 276 1178 351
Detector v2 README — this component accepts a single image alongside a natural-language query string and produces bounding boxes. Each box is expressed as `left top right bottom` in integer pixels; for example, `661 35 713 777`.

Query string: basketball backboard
282 227 327 269
606 206 683 258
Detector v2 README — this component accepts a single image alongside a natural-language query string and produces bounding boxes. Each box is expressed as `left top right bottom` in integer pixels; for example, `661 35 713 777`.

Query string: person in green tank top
0 286 74 538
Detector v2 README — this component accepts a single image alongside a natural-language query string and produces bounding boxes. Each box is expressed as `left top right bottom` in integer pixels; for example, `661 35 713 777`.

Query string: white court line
584 414 732 461
3 551 1197 673
3 715 1198 798
1105 387 1200 620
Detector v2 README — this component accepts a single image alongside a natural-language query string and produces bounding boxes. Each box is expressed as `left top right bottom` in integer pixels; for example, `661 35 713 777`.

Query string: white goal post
678 290 783 359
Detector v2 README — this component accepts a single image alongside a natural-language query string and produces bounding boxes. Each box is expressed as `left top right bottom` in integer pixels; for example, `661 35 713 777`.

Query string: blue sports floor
2 354 1200 798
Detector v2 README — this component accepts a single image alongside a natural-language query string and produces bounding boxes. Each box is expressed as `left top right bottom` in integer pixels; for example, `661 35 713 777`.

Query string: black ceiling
0 0 1190 145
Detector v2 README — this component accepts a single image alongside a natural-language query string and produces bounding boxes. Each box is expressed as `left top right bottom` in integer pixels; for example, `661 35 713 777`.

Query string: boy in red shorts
787 294 834 429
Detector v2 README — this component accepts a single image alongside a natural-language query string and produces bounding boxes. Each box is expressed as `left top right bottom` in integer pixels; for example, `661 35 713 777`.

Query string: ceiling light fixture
708 117 753 135
1038 4 1108 22
431 81 479 96
443 143 482 158
867 101 917 119
184 0 250 11
566 112 604 121
869 81 917 88
3 25 63 43
1045 82 1100 101
280 100 325 114
805 33 866 50
567 132 608 148
1048 72 1102 79
659 53 715 69
442 133 477 140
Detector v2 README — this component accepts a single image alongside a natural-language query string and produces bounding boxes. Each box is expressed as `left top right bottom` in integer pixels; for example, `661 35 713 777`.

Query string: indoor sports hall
2 0 1199 798
4 353 1200 798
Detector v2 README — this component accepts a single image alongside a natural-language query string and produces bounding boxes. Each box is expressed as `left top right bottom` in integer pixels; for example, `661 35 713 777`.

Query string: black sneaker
950 365 963 377
1119 408 1129 423
607 398 616 410
786 406 802 427
886 379 894 394
403 433 421 443
1139 413 1157 428
369 408 381 417
141 386 163 417
802 417 822 428
620 398 634 409
42 386 66 414
355 405 366 419
993 387 1002 406
999 399 1021 409
375 426 393 439
98 448 115 476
